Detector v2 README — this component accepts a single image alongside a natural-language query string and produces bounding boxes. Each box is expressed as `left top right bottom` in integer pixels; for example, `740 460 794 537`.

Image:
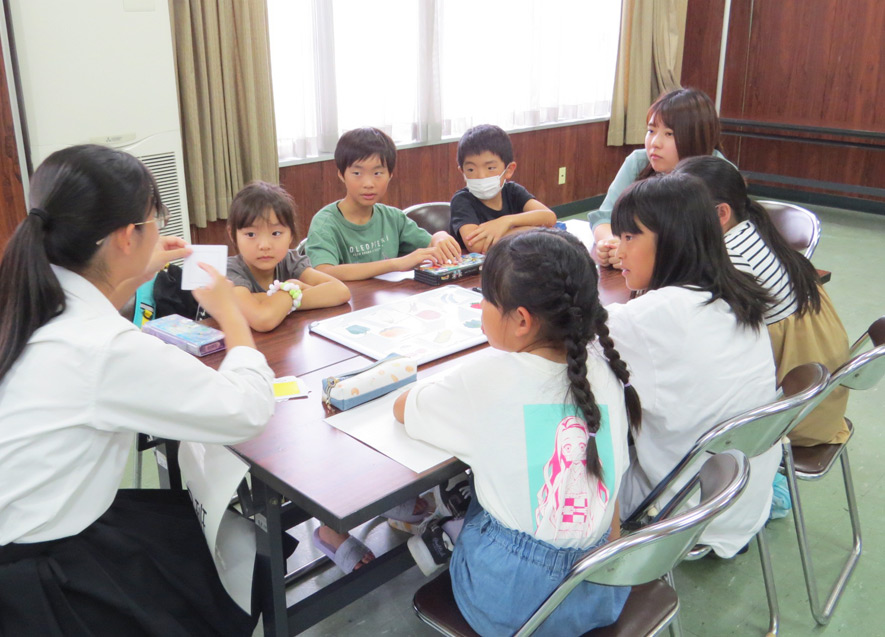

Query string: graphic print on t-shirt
524 404 613 541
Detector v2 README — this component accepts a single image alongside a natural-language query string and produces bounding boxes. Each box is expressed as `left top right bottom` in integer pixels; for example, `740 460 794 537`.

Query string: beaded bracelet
267 279 303 314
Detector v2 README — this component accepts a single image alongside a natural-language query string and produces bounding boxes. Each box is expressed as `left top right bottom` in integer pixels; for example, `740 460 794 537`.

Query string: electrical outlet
558 166 567 185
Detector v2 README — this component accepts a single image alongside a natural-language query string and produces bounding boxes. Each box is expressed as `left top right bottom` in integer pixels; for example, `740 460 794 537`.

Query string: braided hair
481 229 641 481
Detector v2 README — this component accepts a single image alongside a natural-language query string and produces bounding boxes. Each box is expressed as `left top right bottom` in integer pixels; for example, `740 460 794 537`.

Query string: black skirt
0 489 256 637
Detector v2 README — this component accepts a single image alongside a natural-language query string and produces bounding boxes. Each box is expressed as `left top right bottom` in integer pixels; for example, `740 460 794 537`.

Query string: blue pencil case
322 355 418 411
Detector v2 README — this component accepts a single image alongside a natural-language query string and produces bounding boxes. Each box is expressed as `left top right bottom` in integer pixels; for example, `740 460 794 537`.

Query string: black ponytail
674 155 821 316
0 144 158 383
743 197 821 315
482 229 641 480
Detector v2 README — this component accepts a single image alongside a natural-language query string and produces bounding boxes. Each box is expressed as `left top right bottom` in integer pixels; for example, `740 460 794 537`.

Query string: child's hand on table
285 278 314 291
465 217 511 253
465 235 492 255
398 246 444 270
430 232 463 263
393 390 410 423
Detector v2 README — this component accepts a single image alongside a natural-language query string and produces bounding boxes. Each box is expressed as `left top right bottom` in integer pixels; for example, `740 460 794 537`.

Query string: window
268 0 621 164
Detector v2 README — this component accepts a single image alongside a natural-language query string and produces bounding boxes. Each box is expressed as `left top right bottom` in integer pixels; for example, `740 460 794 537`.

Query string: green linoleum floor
123 202 885 636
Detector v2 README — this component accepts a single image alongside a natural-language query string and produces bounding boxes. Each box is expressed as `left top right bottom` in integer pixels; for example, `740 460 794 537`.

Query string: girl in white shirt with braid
394 229 641 636
0 144 275 636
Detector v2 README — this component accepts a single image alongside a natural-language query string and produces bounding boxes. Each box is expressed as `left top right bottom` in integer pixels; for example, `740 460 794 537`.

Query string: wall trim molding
748 184 885 216
552 195 604 218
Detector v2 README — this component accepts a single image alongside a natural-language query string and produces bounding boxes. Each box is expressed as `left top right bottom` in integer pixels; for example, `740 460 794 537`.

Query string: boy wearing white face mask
450 124 556 254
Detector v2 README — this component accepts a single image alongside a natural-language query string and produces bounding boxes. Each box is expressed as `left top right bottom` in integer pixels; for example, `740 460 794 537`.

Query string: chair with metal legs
781 315 885 625
623 362 831 637
413 453 751 637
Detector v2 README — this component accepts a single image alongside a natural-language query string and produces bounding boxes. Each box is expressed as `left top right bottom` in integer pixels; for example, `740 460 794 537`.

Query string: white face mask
465 172 506 200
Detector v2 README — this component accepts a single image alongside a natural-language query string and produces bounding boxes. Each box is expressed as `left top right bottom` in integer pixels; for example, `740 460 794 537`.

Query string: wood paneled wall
0 37 26 255
683 0 885 202
192 121 636 248
681 0 725 99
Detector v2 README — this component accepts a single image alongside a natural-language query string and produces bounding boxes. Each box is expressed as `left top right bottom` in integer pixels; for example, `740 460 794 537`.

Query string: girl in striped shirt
676 156 850 446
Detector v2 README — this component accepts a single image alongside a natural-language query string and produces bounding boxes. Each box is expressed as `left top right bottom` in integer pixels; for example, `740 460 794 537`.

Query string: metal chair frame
623 362 831 637
414 453 751 637
758 200 822 259
781 316 885 625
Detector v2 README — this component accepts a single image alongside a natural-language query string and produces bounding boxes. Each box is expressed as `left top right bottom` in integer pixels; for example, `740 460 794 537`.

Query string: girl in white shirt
394 229 641 636
0 145 275 635
607 172 781 557
674 156 850 447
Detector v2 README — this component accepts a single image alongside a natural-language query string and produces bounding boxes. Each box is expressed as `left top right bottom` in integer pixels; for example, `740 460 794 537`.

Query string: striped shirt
724 220 797 324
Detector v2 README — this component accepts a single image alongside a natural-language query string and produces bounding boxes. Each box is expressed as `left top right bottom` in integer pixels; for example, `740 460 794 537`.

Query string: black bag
153 265 209 321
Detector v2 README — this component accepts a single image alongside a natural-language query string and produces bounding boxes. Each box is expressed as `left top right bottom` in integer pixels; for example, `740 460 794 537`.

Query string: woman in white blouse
0 145 275 635
606 172 781 558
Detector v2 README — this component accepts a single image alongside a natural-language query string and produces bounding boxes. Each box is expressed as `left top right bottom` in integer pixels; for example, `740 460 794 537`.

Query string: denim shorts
449 498 629 636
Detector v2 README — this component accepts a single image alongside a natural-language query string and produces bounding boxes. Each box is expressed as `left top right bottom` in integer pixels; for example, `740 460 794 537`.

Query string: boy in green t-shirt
306 127 462 281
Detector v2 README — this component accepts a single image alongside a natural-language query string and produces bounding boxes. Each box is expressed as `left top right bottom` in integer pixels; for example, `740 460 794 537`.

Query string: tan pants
769 286 850 446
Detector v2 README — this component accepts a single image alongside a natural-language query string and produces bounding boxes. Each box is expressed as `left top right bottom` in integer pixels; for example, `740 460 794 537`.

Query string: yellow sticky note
273 376 306 400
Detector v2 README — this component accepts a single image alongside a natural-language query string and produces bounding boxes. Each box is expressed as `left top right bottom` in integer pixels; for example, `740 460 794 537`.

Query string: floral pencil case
322 354 418 411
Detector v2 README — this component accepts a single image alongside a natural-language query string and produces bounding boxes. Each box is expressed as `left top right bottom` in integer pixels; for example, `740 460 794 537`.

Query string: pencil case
322 354 417 411
142 314 225 357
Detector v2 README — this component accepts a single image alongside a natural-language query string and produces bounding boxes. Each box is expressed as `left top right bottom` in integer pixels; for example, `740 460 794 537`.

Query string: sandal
311 527 374 573
385 493 436 534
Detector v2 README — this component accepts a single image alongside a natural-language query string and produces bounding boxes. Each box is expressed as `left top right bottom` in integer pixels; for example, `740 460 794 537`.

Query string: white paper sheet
182 244 228 290
564 218 595 253
309 285 486 365
325 386 451 473
178 442 254 613
373 270 414 282
325 348 495 472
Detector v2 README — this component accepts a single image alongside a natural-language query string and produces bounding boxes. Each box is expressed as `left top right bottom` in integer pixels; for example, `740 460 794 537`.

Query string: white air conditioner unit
7 0 191 243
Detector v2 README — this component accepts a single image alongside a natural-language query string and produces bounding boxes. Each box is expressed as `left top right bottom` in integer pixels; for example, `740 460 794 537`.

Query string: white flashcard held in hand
182 245 228 290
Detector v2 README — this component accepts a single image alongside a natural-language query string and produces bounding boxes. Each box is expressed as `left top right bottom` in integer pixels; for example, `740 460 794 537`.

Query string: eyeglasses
95 203 170 246
133 203 170 232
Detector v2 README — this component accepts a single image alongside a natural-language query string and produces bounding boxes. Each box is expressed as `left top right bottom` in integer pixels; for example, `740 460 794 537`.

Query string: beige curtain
607 0 688 146
169 0 278 227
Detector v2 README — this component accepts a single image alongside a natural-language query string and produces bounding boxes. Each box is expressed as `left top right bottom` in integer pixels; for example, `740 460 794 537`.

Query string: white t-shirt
725 219 797 324
607 286 780 557
0 266 275 545
404 349 630 550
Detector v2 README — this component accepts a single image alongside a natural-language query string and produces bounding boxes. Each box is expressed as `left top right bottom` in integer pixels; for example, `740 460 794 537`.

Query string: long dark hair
482 229 642 480
638 87 722 180
0 144 159 383
674 156 822 316
612 173 771 329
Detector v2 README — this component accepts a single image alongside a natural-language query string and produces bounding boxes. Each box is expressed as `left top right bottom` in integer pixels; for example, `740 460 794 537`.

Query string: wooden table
196 256 832 634
198 267 630 635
